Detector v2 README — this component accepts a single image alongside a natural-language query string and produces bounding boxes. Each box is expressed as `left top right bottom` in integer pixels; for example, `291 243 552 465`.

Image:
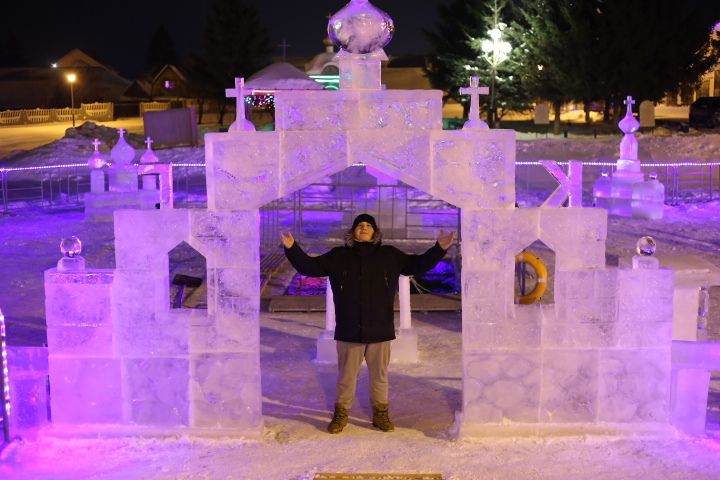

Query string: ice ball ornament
328 0 394 54
60 236 82 258
636 236 656 256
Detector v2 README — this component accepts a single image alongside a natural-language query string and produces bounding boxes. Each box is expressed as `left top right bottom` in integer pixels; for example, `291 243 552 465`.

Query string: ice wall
45 210 263 435
46 84 676 437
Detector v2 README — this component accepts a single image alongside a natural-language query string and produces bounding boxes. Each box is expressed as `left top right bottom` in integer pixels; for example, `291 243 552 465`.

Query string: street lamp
480 22 511 127
66 73 77 127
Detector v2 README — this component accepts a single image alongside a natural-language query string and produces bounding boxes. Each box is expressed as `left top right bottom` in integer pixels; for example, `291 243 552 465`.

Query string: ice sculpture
84 134 160 221
631 173 665 220
328 0 394 54
592 95 665 219
56 236 85 272
46 4 679 439
225 77 256 132
632 236 659 269
88 138 106 193
459 76 489 130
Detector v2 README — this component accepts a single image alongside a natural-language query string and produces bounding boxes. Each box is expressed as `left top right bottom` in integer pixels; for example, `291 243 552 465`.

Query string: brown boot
327 403 348 434
372 403 395 432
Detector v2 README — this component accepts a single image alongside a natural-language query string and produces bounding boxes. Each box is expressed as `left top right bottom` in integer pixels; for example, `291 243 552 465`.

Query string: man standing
281 213 454 433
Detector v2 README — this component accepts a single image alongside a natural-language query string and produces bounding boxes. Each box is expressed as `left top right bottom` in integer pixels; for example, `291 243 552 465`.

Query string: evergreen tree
192 0 271 126
0 31 26 67
518 0 720 127
145 25 179 77
426 0 532 127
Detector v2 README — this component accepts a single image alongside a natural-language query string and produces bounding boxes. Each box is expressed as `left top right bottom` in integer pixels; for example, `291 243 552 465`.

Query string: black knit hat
351 213 378 231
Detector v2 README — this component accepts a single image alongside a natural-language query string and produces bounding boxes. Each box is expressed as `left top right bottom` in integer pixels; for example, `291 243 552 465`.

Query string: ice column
137 137 174 209
317 276 417 363
316 278 337 363
88 138 106 193
139 137 159 190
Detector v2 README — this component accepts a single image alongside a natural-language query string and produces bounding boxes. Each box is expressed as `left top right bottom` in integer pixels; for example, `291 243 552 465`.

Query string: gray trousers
335 340 391 409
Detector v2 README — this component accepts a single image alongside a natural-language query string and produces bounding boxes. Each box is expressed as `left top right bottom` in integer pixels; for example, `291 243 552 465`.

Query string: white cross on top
225 77 250 123
459 76 490 130
278 38 291 60
118 128 126 137
624 96 635 107
145 137 154 149
92 138 102 151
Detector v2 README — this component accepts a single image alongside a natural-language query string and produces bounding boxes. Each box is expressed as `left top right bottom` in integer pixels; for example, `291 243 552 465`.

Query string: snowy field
1 124 720 479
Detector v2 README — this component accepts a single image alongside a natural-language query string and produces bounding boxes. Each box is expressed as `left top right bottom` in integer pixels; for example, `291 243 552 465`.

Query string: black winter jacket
284 240 447 343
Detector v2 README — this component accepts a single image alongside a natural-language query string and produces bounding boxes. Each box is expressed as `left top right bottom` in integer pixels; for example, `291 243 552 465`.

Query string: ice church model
43 0 689 438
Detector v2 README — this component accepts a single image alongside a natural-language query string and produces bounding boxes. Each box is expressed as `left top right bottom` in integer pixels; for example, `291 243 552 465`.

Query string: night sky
2 0 450 78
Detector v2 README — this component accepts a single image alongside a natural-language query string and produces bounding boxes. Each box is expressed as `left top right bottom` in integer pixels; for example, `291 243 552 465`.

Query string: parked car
689 96 720 128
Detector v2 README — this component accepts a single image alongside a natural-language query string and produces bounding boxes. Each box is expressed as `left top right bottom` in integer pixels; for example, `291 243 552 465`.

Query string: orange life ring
515 251 548 305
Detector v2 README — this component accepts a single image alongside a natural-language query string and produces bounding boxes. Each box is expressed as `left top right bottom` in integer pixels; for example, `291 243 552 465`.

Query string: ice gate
43 83 676 437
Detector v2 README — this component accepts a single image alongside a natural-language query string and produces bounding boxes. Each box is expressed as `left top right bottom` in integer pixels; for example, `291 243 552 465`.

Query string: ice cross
92 138 101 152
624 95 635 112
225 77 256 132
279 39 291 61
118 128 126 137
145 137 153 149
459 76 489 130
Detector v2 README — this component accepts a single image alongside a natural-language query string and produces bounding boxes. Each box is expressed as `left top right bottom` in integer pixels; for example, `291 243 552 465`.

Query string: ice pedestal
84 190 160 222
671 341 720 434
7 346 49 440
632 176 665 219
90 168 105 193
108 164 138 192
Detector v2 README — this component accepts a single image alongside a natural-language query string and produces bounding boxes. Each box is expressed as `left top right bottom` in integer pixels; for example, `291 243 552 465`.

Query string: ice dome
328 0 394 54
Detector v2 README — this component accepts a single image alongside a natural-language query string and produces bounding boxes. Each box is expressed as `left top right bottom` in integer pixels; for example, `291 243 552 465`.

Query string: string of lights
3 160 719 173
0 308 10 443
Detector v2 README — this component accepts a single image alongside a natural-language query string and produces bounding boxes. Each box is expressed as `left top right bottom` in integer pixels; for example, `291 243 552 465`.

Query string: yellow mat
314 474 443 480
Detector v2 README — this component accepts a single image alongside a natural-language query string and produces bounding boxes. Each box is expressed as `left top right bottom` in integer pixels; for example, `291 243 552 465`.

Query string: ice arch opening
168 241 208 309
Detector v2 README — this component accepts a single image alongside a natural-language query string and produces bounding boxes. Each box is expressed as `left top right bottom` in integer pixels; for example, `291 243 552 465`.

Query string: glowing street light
66 73 77 127
480 22 512 127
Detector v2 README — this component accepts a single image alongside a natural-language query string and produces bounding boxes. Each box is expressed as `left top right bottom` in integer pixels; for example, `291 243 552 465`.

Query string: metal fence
2 161 718 245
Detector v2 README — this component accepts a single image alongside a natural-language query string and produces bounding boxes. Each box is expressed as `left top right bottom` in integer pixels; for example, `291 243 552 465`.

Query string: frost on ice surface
280 131 348 195
205 132 280 209
432 130 515 209
360 90 442 130
540 350 598 422
350 130 431 192
191 352 262 429
125 357 189 426
598 349 670 423
48 357 123 424
464 352 541 422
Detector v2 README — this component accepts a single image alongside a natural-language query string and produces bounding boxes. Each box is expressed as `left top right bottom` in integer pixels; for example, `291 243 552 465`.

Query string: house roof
245 62 323 90
0 66 131 109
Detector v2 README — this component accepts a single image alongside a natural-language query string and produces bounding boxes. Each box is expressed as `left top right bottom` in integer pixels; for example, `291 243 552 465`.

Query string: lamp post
480 23 511 128
66 73 77 127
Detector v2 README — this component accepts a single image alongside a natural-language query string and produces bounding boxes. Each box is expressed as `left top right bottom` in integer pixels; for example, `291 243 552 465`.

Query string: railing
2 162 718 240
515 160 720 205
0 103 113 125
139 102 171 116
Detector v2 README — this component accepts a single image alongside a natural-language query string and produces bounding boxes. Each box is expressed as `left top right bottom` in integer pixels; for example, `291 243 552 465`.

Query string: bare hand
280 231 295 249
437 230 455 250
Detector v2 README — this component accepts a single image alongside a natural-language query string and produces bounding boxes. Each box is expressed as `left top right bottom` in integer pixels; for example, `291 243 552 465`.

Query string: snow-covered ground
1 123 720 479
